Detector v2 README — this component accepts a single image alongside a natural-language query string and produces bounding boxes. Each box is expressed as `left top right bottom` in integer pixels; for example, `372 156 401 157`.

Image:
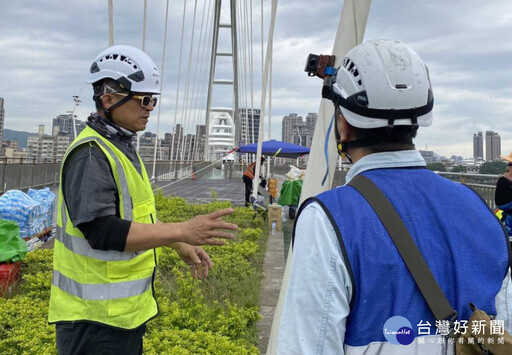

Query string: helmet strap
102 92 134 121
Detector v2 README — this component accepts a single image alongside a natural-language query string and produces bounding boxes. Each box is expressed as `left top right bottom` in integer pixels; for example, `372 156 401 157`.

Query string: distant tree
479 161 507 175
451 165 467 173
427 162 447 172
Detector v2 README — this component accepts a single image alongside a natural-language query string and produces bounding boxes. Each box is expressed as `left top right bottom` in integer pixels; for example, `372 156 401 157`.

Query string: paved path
257 227 285 353
154 177 246 206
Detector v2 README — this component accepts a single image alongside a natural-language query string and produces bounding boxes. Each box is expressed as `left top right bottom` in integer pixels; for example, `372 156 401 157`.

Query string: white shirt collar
345 150 426 184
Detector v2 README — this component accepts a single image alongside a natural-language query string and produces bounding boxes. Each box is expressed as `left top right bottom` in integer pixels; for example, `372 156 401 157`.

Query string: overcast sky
1 0 512 158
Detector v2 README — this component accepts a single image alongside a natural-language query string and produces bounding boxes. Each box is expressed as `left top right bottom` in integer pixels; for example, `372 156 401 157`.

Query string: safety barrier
0 161 60 194
0 160 212 194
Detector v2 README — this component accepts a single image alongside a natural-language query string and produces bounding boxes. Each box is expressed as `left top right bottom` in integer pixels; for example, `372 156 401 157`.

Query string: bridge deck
154 178 246 206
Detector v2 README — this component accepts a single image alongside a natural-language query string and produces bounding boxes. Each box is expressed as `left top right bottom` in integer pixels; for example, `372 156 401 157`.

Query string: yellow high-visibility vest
48 125 159 329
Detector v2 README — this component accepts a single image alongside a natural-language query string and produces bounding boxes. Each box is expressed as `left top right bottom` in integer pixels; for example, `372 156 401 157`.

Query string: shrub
0 197 266 354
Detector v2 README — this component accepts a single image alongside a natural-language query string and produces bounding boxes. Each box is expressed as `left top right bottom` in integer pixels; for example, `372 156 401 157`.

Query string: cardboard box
268 205 282 231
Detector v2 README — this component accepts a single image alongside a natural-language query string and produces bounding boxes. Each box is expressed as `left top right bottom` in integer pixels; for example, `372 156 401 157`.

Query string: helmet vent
99 53 139 71
395 84 408 89
343 58 360 80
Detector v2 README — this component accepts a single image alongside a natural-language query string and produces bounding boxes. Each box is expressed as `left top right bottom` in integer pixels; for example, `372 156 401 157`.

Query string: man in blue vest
277 40 512 354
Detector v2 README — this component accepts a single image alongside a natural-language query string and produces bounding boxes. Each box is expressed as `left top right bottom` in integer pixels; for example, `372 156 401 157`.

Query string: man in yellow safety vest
48 45 237 354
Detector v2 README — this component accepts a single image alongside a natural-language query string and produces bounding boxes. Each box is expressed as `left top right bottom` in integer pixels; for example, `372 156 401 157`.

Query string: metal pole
266 49 272 176
71 94 81 139
142 0 147 51
17 161 23 190
31 162 36 189
151 0 170 181
108 0 114 46
204 0 222 161
0 160 6 193
231 0 240 146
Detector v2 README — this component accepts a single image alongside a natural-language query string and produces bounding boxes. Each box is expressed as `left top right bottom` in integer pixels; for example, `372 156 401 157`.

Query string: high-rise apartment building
485 131 501 162
168 124 184 160
0 97 5 142
54 134 71 161
194 124 206 160
281 112 317 147
27 124 71 162
473 132 484 160
52 114 86 139
27 126 54 162
282 113 303 144
239 108 261 145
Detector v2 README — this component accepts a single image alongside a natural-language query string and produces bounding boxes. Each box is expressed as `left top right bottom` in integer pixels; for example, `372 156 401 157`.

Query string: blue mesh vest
302 168 509 347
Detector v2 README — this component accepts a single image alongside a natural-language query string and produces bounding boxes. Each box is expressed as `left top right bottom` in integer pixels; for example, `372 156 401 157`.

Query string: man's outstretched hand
173 242 213 279
180 208 238 246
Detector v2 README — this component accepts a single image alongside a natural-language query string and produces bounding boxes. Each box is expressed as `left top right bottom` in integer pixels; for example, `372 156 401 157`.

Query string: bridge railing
144 161 212 181
0 160 60 194
0 160 212 194
0 160 501 210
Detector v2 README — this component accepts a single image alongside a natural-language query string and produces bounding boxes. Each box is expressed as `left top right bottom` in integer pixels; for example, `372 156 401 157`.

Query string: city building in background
0 140 27 163
239 108 260 145
166 124 184 161
52 114 86 139
194 125 206 161
162 123 204 161
419 150 443 164
54 134 71 161
473 132 484 160
138 141 169 162
281 112 317 147
27 125 55 162
282 113 303 144
0 97 5 142
485 131 501 161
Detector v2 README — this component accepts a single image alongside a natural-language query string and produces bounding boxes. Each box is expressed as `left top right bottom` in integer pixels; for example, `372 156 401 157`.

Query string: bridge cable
151 0 171 180
170 0 189 161
178 0 200 161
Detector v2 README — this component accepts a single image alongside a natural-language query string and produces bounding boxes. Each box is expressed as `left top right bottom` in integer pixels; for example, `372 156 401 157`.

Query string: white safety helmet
329 39 433 130
86 45 161 94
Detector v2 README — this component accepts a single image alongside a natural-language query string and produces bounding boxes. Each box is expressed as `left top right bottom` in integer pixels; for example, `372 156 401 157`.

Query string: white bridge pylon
204 0 239 161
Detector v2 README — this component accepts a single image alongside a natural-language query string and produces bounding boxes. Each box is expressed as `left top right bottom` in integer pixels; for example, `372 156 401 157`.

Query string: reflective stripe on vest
52 270 151 301
56 203 142 262
244 163 255 179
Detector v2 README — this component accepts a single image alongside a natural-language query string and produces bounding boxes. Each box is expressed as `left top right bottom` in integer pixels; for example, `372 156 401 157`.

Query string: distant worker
496 154 512 242
48 45 238 355
243 156 266 206
278 40 511 354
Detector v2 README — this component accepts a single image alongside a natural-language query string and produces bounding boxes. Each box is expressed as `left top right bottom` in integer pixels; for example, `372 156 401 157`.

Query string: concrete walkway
257 227 285 354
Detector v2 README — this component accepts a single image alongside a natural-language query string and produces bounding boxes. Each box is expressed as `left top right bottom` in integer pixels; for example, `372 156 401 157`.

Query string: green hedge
0 194 267 354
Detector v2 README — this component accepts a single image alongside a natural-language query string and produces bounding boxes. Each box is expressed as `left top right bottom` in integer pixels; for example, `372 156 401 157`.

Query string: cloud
1 0 512 158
